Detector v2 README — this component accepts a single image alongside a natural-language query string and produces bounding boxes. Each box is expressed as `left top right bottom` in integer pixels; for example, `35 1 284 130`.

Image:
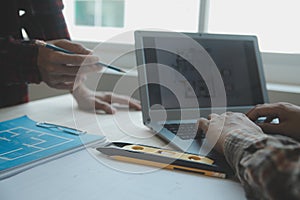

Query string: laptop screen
136 32 268 112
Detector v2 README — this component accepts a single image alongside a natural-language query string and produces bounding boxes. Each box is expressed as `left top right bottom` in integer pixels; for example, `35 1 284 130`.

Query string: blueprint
0 116 105 179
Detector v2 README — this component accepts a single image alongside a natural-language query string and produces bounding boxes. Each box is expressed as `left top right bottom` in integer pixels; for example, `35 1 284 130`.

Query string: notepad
0 116 107 180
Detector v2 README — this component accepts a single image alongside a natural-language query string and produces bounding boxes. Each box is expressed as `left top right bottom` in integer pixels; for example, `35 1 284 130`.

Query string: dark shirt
0 0 70 108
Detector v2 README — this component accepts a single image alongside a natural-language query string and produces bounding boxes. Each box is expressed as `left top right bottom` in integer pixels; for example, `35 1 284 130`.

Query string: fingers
51 75 77 84
43 64 101 78
114 96 141 110
99 93 142 110
72 85 141 114
38 40 102 90
94 100 117 114
78 64 103 74
49 51 99 66
246 104 279 121
208 113 219 120
198 113 223 134
257 122 283 134
128 100 142 110
265 115 277 123
47 64 80 75
38 64 81 90
51 39 92 55
197 118 209 133
94 93 141 114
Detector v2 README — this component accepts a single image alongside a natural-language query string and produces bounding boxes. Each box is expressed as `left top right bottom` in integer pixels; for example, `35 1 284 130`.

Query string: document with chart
0 116 106 180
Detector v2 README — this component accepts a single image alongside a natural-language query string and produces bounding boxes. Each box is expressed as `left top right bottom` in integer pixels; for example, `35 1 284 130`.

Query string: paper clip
36 122 86 136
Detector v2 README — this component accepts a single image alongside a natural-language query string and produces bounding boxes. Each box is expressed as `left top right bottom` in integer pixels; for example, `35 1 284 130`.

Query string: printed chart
0 127 73 161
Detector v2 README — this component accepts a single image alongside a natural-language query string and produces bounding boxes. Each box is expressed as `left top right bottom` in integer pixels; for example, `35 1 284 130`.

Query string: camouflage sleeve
224 130 300 200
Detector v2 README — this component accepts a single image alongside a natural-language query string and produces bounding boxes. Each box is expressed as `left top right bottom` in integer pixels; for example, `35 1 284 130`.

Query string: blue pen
36 122 86 136
35 40 126 73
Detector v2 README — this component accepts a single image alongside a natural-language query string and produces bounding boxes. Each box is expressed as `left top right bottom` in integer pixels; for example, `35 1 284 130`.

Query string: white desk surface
0 94 246 200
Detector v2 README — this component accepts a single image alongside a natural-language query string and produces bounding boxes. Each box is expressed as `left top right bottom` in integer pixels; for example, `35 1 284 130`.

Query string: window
63 0 300 87
63 0 200 43
65 0 300 53
75 0 125 27
207 0 300 53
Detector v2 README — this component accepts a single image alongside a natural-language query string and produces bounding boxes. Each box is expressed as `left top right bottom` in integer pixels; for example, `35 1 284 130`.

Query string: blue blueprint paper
0 116 105 177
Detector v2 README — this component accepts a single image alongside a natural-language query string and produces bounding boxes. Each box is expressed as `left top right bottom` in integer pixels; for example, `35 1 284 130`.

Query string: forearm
224 131 300 199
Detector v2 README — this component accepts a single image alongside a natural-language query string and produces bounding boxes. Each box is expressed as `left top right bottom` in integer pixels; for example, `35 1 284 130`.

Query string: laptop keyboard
163 123 205 140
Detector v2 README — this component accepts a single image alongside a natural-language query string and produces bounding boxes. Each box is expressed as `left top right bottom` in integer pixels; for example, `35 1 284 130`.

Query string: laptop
134 30 268 156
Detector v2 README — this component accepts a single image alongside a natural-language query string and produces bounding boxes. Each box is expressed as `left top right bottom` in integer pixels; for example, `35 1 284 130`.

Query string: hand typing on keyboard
164 123 205 140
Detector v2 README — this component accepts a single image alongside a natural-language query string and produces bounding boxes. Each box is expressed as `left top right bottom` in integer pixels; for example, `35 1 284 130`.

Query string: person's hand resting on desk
71 84 141 114
37 39 141 114
197 105 300 200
